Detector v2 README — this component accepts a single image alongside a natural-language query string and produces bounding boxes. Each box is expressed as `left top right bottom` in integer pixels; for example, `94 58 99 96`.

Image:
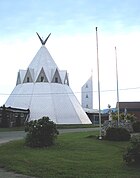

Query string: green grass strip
0 131 140 178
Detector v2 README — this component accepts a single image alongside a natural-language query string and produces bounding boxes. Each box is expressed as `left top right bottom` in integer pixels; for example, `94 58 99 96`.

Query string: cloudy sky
0 0 140 109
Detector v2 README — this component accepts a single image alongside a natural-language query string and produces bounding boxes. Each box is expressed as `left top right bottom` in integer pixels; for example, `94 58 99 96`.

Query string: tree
123 135 140 165
25 116 59 147
112 112 136 123
1 105 9 127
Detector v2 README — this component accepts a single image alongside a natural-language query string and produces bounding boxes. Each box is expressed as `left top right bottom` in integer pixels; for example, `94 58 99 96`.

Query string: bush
105 127 131 141
123 135 140 165
132 122 140 133
112 112 136 123
25 116 59 147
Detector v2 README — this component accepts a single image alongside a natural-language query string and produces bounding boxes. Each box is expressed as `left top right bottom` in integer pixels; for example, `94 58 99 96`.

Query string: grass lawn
0 131 140 178
0 127 24 132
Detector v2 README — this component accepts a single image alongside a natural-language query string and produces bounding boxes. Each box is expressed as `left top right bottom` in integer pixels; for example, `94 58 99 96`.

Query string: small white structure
5 34 91 124
81 76 93 109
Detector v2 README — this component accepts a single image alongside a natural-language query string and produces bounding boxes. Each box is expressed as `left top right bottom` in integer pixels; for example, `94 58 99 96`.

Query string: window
94 115 99 124
65 79 67 84
55 77 58 83
41 76 44 82
14 113 18 117
20 113 24 118
86 84 88 88
86 94 88 98
86 104 89 108
27 77 29 82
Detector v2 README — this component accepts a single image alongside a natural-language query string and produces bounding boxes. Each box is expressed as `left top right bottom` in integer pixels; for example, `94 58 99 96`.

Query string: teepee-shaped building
5 33 91 124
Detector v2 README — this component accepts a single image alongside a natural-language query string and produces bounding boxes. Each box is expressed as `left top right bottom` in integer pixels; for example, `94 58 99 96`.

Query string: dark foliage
1 105 9 128
105 127 131 141
25 116 59 147
132 122 140 133
123 135 140 165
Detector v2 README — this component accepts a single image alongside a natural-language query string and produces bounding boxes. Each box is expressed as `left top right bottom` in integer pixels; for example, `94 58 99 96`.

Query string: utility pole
96 27 102 139
115 46 120 125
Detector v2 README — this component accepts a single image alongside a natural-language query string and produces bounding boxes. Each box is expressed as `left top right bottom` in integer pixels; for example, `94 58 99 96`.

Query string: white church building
81 76 93 109
81 76 99 124
5 33 91 125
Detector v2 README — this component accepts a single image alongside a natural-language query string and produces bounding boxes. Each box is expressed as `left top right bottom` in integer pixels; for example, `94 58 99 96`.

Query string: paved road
0 168 36 178
0 128 99 178
0 131 26 144
0 128 99 144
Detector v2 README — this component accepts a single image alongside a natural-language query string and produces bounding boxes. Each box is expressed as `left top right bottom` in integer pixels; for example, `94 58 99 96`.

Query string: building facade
0 105 29 127
117 102 140 121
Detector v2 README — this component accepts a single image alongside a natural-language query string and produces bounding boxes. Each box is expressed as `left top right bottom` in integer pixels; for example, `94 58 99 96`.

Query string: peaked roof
82 76 93 89
28 46 58 81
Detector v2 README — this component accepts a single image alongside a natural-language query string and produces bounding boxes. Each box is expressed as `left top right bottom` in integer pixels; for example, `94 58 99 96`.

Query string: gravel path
0 168 36 178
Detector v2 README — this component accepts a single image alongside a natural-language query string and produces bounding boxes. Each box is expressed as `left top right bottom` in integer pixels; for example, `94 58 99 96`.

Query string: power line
0 86 140 96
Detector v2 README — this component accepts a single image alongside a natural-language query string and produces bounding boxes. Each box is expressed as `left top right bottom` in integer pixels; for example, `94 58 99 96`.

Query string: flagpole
115 46 120 125
96 27 102 139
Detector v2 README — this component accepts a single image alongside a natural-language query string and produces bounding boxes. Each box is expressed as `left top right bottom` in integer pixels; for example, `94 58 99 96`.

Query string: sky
0 0 140 109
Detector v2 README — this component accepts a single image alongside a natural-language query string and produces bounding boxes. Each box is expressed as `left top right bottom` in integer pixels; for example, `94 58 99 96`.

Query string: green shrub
132 122 140 133
112 112 136 123
105 127 130 141
123 135 140 165
25 116 59 147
